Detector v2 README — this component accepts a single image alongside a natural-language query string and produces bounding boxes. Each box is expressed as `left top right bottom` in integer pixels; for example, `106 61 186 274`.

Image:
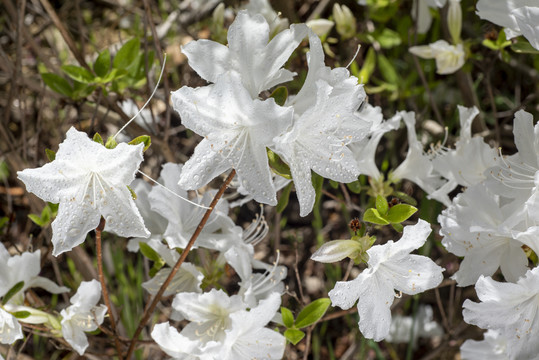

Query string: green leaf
267 149 291 179
28 213 46 227
295 298 331 329
374 28 401 49
61 65 94 84
41 73 73 97
329 180 339 189
127 185 137 200
358 47 376 84
105 136 118 149
129 135 152 152
377 54 398 85
270 86 288 106
149 261 165 278
99 68 128 83
41 205 51 224
363 208 389 225
45 148 56 162
392 191 417 206
281 307 295 328
139 242 161 263
391 222 404 232
113 38 140 70
2 281 24 305
346 180 362 194
386 204 418 223
375 195 389 216
12 311 31 319
511 38 539 54
284 329 305 345
93 49 111 78
276 182 293 213
93 133 104 145
0 216 8 230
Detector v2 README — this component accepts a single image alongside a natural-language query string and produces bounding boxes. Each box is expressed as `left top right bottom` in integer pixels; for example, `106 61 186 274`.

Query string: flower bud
447 0 462 44
333 4 356 40
306 19 335 37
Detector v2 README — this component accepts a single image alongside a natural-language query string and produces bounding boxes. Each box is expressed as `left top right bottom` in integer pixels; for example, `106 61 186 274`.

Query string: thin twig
95 218 123 360
125 169 236 359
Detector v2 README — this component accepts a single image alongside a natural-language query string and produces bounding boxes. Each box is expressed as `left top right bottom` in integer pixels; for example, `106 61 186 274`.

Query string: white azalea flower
180 10 307 98
462 267 539 359
17 127 149 256
485 110 539 225
432 106 498 191
329 220 444 341
438 184 529 287
390 111 450 206
148 163 237 249
386 305 443 347
60 280 107 355
142 263 203 297
460 329 509 360
409 40 465 75
245 0 289 36
349 105 401 180
0 307 23 344
218 292 285 360
152 289 247 359
512 6 539 50
476 0 539 46
172 73 293 206
273 31 370 216
224 247 286 307
0 243 68 304
412 0 447 34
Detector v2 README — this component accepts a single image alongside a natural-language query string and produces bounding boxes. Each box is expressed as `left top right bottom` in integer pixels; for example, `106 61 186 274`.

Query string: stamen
113 53 167 140
137 170 211 209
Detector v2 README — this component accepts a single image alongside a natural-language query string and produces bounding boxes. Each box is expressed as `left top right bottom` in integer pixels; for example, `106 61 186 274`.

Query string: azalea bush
1 0 539 359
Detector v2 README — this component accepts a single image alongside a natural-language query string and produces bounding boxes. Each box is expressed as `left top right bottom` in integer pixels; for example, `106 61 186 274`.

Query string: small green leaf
391 222 404 232
312 172 324 203
375 195 389 216
105 136 118 149
386 204 418 223
129 135 152 152
28 213 46 227
284 329 305 345
392 191 417 206
45 148 56 162
113 38 140 70
41 205 51 224
12 311 31 319
281 307 295 328
270 86 288 106
41 73 73 97
149 261 165 278
93 49 111 78
139 242 161 263
358 47 376 84
295 298 331 329
0 216 8 230
2 281 24 305
93 133 104 145
346 180 362 194
363 208 389 225
61 65 94 84
511 38 539 54
377 54 398 85
329 180 339 189
267 149 291 179
374 28 401 49
276 182 293 213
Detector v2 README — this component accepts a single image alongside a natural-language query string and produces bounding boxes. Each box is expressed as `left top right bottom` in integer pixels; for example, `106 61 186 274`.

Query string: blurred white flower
409 40 465 75
460 329 508 360
386 305 443 347
306 18 334 37
333 4 356 39
0 307 23 345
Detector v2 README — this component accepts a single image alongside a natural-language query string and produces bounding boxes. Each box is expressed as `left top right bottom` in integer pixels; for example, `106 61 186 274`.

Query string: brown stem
125 169 236 359
96 218 124 360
